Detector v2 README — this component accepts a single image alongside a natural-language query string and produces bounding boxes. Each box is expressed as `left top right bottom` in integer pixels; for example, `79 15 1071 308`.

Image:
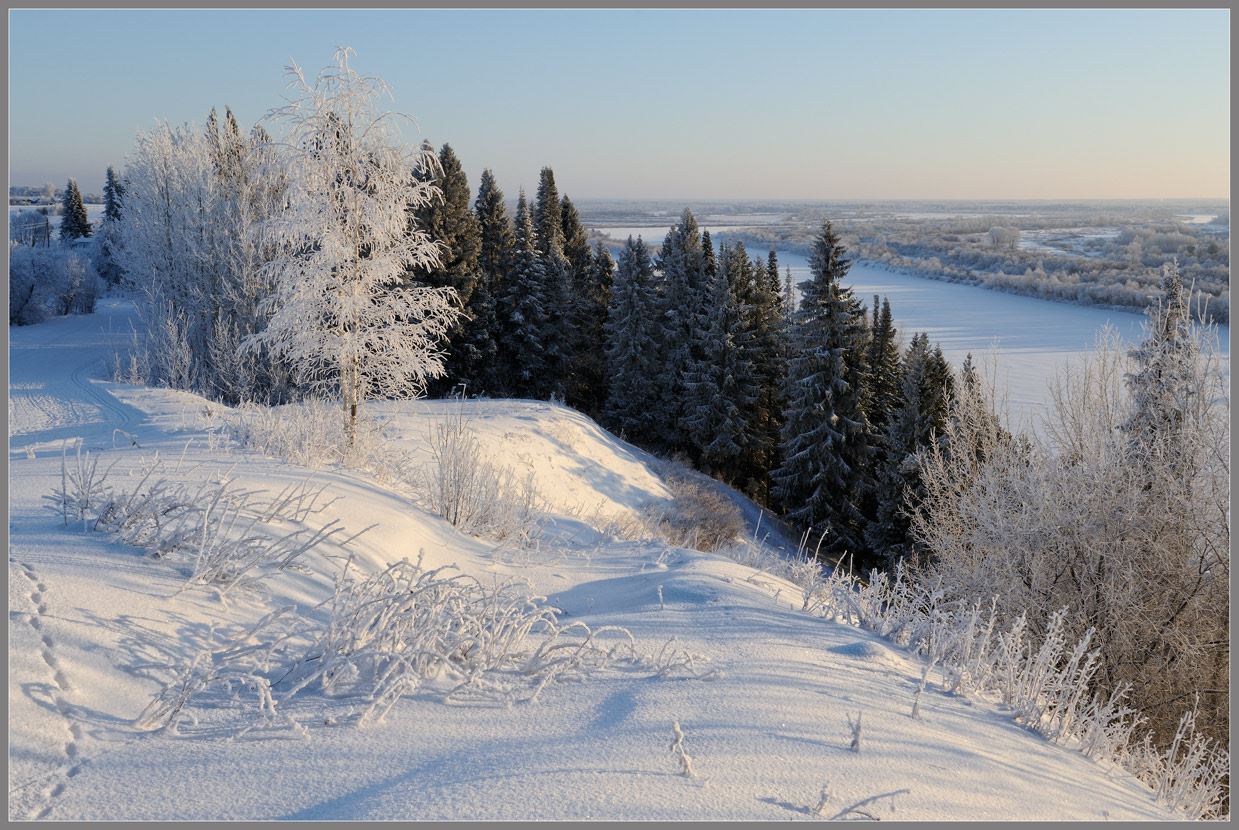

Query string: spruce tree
737 246 790 504
772 221 871 555
103 165 124 222
565 236 615 417
497 191 551 397
59 179 91 241
411 143 482 395
683 242 754 481
866 333 955 567
783 265 796 320
532 167 570 398
652 208 706 454
604 236 661 439
561 196 604 412
866 297 903 452
465 168 514 396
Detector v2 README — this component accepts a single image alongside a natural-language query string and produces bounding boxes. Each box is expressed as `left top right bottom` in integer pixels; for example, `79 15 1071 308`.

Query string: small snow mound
828 639 905 668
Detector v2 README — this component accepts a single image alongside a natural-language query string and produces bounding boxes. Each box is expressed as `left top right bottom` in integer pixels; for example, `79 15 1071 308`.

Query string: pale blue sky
8 9 1230 199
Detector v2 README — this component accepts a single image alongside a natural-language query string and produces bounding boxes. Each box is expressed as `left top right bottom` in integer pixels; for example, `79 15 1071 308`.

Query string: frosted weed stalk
139 553 656 734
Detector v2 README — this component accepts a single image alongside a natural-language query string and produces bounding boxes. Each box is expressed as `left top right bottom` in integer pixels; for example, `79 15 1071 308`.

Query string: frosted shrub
727 529 1228 819
232 399 389 470
140 554 644 733
641 471 744 552
50 450 345 597
9 244 102 325
412 402 544 546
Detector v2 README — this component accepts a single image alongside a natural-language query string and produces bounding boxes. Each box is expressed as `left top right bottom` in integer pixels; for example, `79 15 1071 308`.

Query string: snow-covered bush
9 244 101 325
48 449 345 598
912 271 1229 751
641 471 744 552
412 402 543 545
726 528 1228 819
139 553 645 733
232 399 389 471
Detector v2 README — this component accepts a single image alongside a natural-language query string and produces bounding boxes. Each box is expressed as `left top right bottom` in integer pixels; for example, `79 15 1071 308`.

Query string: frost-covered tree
912 316 1229 745
773 221 872 555
59 179 92 241
604 236 660 439
497 191 552 397
245 48 460 444
95 166 127 285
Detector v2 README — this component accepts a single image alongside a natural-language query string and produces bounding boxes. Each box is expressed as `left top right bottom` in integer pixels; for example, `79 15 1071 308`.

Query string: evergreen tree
464 168 514 396
714 240 786 501
683 242 754 481
1123 262 1199 470
59 179 91 241
652 208 706 454
411 143 482 396
103 165 124 222
866 297 903 451
866 333 955 567
783 265 796 321
561 196 603 412
604 236 661 439
565 236 615 417
702 229 717 280
772 221 872 555
532 167 570 397
497 191 551 397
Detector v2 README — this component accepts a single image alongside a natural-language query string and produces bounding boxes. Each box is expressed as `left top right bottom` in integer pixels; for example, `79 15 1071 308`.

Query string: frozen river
593 227 1229 432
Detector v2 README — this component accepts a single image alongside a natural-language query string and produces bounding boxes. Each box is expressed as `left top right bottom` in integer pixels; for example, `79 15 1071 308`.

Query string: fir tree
772 221 871 555
497 191 551 397
561 196 604 412
412 143 482 396
652 208 706 454
783 265 796 321
604 236 661 439
464 168 514 396
59 179 91 241
702 229 717 279
565 237 615 417
533 167 570 398
866 297 903 452
1123 262 1199 471
103 165 125 222
866 333 955 567
683 242 754 481
737 245 790 504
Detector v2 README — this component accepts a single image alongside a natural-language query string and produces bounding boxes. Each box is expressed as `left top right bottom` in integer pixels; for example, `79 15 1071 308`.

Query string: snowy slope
8 301 1179 820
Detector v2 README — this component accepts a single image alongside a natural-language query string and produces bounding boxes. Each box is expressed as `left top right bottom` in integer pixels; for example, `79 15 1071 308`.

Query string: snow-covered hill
8 301 1179 820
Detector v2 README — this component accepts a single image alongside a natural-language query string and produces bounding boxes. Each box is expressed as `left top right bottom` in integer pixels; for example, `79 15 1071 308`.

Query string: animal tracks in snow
15 561 85 820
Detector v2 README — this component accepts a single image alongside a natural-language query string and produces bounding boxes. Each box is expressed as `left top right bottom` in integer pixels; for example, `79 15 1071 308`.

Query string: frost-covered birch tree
246 48 460 444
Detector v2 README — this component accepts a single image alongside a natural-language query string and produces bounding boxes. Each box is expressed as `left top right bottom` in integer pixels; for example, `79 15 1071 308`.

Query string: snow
8 300 1182 820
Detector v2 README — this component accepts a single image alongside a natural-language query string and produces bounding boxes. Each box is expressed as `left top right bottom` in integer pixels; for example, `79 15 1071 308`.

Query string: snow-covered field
8 301 1183 820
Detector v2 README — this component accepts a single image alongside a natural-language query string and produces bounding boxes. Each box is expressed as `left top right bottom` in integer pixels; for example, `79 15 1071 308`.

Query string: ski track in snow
6 298 1183 820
